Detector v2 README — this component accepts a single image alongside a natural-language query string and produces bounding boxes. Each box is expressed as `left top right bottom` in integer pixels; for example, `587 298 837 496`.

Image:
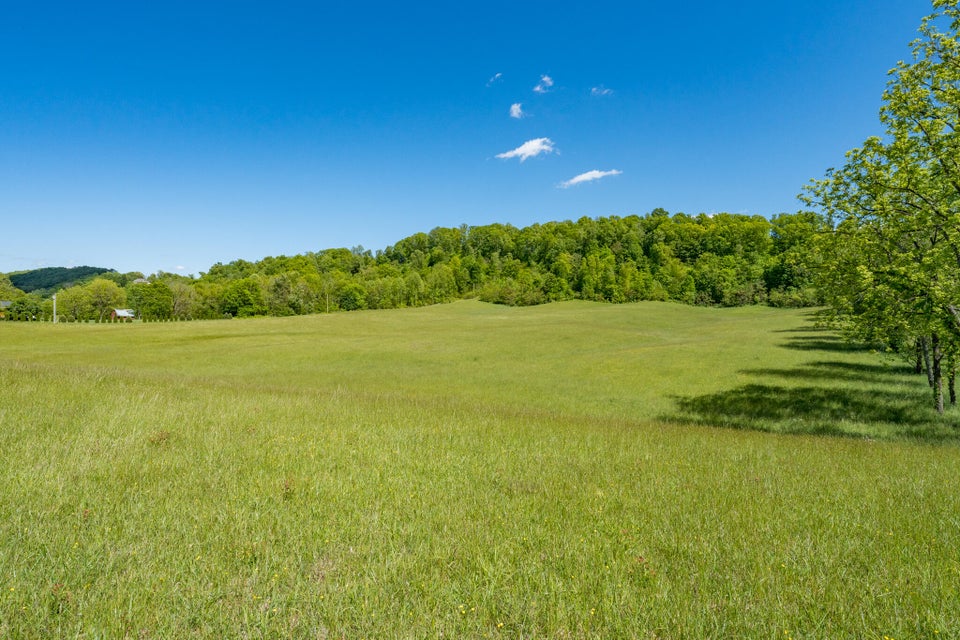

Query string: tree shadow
749 361 914 385
809 360 914 376
667 330 960 443
773 325 832 334
669 384 960 441
778 335 877 353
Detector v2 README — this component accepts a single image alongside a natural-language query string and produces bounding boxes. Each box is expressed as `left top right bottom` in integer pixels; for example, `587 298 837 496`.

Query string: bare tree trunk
950 366 956 406
915 339 925 374
932 333 944 414
921 336 935 388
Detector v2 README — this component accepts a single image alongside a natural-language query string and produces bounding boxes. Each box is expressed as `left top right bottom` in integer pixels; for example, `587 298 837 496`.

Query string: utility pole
52 293 57 324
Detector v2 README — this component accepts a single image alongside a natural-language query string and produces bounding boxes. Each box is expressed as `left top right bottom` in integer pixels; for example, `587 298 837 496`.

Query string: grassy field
0 300 958 638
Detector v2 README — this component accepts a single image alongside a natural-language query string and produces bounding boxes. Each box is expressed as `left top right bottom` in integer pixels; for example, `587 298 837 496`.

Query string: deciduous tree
804 0 960 412
86 278 126 322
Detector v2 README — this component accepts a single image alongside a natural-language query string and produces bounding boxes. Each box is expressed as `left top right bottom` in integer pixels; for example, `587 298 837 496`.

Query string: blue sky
0 0 933 277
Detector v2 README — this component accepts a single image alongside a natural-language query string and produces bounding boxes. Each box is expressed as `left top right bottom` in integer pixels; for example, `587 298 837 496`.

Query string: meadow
0 300 957 638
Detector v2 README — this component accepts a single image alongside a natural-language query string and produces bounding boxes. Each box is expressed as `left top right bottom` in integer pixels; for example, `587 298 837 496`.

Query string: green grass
0 300 958 638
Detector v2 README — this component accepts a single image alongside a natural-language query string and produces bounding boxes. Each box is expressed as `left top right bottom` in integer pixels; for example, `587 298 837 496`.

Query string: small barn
111 308 136 321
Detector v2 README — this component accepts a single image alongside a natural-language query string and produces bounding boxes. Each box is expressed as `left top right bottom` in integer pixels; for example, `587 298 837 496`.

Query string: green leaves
804 0 960 412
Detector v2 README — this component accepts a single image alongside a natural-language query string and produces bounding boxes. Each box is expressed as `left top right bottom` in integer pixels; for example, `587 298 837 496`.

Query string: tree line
7 266 113 296
0 209 826 324
803 0 960 413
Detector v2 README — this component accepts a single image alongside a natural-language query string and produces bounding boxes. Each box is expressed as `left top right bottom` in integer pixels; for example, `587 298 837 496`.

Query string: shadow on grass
669 384 960 441
779 335 877 353
668 332 960 442
773 325 832 334
749 361 914 385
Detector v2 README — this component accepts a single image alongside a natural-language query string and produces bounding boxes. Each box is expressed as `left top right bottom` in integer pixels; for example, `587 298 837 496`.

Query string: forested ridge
0 209 825 322
7 266 113 295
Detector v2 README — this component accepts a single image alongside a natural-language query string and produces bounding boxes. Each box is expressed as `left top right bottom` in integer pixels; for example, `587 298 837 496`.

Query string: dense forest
8 266 113 295
0 210 825 322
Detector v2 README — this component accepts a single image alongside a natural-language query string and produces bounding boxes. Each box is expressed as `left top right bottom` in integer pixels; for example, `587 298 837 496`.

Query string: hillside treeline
8 266 113 295
1 210 825 321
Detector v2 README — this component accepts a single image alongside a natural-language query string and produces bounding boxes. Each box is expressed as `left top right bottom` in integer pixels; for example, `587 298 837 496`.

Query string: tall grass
0 301 957 638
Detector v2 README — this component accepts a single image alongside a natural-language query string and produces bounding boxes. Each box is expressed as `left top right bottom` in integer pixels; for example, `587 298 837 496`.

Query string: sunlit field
1 301 958 638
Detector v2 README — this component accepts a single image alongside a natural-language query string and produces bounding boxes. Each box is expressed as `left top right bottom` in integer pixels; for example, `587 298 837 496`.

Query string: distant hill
8 266 114 295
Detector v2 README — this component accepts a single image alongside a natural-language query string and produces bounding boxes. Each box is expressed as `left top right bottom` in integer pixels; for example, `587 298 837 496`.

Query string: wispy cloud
509 103 524 119
533 74 554 93
487 72 503 87
559 169 622 188
497 138 556 162
591 85 613 96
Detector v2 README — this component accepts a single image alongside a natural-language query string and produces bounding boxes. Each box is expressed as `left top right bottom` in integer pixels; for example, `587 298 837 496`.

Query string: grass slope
0 301 957 638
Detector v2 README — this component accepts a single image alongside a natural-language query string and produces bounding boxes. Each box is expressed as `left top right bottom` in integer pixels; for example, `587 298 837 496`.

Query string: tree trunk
915 339 924 374
950 366 956 406
921 336 935 388
932 333 944 414
946 304 960 332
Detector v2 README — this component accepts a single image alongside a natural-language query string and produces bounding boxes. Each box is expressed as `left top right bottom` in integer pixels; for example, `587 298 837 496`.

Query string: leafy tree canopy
8 266 114 295
803 0 960 412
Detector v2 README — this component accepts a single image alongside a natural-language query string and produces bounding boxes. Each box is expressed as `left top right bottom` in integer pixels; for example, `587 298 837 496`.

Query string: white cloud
509 103 524 119
496 137 556 162
533 74 554 93
487 72 503 86
591 85 613 96
559 169 622 188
